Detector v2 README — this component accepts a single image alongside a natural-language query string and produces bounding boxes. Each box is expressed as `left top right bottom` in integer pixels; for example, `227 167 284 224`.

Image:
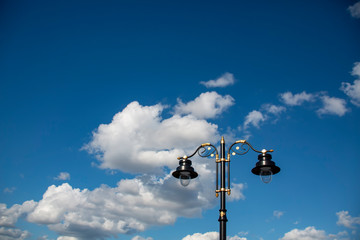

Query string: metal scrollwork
229 142 251 156
228 140 271 157
198 145 217 158
178 143 219 160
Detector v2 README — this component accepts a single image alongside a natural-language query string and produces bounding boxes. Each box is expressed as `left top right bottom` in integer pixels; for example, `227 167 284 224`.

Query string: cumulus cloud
280 91 315 106
0 94 247 239
0 201 36 240
182 232 246 240
0 201 37 227
341 62 360 107
0 227 30 240
83 100 220 174
174 92 235 119
243 110 265 129
348 1 360 18
280 226 328 240
317 96 349 117
54 172 71 181
280 226 350 240
6 170 245 240
200 73 235 88
336 211 360 229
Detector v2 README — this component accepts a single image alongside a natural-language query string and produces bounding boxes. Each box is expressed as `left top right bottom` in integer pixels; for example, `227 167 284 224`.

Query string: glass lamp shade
172 159 198 187
179 172 191 186
259 167 273 183
251 153 280 183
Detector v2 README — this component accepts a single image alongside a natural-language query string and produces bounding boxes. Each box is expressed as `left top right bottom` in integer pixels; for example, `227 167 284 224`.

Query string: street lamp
172 137 280 240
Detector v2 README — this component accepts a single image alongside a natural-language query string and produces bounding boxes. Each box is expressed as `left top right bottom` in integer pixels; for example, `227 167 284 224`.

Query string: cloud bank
1 91 247 240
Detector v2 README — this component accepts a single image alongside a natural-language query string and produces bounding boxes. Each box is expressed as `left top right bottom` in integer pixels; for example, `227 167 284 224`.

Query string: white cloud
263 104 286 115
280 226 351 240
280 91 315 106
54 172 71 181
348 2 360 18
0 202 36 240
341 63 360 107
200 73 235 88
83 100 220 174
57 237 79 240
131 236 154 240
174 92 235 119
0 201 37 227
182 232 246 240
239 104 286 137
11 170 245 240
351 62 360 78
341 79 360 106
182 232 218 240
0 227 30 240
273 210 284 219
227 183 246 201
336 211 360 229
243 110 265 129
317 96 349 117
229 236 247 240
2 95 245 239
280 226 328 240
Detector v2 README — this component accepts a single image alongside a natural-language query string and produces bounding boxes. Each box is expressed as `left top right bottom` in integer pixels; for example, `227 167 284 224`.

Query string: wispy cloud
200 73 235 88
54 172 71 181
348 1 360 18
280 91 315 106
280 90 349 117
262 104 286 115
239 104 286 138
273 210 284 219
3 187 16 194
131 236 154 240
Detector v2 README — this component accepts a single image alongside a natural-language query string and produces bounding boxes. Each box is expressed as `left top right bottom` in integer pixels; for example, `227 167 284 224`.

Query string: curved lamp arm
177 143 219 160
228 140 273 157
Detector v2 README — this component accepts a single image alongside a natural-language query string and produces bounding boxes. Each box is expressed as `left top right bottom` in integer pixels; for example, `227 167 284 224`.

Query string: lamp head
251 153 280 183
172 159 198 187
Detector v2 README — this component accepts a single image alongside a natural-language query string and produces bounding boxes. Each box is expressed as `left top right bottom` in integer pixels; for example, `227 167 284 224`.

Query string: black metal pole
219 137 227 240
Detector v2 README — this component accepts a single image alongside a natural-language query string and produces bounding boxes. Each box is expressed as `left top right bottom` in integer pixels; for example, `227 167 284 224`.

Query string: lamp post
172 137 280 240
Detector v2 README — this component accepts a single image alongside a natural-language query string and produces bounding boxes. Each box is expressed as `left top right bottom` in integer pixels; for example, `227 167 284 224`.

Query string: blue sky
1 0 360 239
